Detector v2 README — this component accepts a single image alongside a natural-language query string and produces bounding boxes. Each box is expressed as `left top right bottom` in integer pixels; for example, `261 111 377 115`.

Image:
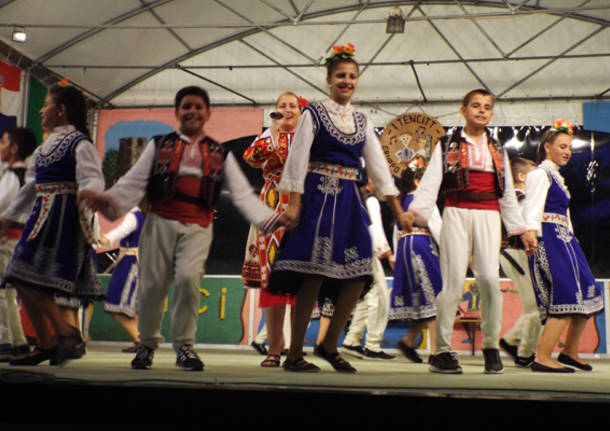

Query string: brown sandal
282 357 320 372
315 343 357 373
260 354 281 368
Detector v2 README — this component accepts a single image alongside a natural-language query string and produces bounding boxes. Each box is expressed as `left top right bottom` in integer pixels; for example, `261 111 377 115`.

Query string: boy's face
0 132 15 163
460 93 494 129
175 94 210 138
515 165 534 189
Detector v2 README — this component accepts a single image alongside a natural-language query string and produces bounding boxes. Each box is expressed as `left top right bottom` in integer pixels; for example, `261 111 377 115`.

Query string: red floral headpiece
298 96 309 108
407 157 425 172
324 43 356 67
551 119 574 136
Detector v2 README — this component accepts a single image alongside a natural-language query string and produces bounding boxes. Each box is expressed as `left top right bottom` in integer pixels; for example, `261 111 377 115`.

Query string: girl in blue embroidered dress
269 47 411 372
524 125 603 372
1 85 104 366
391 167 443 362
99 206 147 350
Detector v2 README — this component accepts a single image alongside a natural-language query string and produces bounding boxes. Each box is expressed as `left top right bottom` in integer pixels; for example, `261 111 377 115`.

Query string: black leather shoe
341 344 365 359
251 341 267 355
499 338 518 362
557 353 592 371
9 347 58 366
531 361 574 373
122 343 139 353
483 348 504 374
397 340 423 363
515 354 535 368
52 327 85 366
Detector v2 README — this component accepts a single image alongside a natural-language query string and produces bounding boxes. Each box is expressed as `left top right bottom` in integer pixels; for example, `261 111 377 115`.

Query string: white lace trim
540 159 570 199
313 101 367 146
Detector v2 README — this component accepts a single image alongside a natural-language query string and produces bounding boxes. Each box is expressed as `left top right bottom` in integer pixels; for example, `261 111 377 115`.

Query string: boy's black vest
8 166 26 187
146 132 228 210
439 127 506 197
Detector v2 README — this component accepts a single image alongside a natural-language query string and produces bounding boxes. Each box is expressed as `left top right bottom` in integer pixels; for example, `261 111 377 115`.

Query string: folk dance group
0 44 603 375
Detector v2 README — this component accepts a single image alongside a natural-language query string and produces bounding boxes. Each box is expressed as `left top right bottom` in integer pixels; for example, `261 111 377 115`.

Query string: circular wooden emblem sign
380 113 446 178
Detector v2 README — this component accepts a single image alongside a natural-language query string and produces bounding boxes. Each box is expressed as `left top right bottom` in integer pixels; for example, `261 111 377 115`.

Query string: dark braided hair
326 57 359 78
49 85 90 139
396 167 423 198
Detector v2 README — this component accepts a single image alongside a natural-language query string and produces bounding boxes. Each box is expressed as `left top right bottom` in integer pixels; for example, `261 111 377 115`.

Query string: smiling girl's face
545 133 572 166
327 61 359 106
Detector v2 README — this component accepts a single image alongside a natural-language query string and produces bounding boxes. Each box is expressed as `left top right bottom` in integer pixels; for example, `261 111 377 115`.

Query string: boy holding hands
79 86 286 371
403 89 536 374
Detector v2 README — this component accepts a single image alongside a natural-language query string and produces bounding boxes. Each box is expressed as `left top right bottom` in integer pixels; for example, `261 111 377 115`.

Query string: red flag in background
0 60 21 91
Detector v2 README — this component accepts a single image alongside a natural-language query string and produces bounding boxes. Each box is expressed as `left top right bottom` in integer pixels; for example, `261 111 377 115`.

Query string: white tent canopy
1 0 608 127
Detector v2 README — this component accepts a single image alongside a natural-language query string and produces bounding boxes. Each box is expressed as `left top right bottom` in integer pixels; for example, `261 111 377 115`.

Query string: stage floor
2 343 610 426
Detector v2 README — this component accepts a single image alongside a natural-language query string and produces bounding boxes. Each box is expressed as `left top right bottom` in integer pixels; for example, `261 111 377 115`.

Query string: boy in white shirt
403 89 536 374
0 127 36 361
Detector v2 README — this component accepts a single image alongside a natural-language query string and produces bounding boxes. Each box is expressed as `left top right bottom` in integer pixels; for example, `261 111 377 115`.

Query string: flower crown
407 157 425 172
323 43 355 68
552 119 574 136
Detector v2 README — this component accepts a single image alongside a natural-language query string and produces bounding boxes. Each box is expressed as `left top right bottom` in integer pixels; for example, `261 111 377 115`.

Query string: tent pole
20 67 31 127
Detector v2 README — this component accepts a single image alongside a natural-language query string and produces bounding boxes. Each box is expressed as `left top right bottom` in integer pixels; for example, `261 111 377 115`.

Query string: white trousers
137 213 213 351
436 207 502 353
343 257 390 351
0 238 27 347
500 248 542 357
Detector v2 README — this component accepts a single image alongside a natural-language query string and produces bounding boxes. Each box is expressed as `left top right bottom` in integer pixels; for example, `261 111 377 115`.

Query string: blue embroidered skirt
529 220 603 321
390 230 442 321
5 186 102 302
269 172 373 299
104 252 139 317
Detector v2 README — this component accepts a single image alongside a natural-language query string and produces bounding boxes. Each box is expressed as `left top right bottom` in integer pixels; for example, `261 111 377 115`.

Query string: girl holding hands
525 121 603 372
268 44 410 373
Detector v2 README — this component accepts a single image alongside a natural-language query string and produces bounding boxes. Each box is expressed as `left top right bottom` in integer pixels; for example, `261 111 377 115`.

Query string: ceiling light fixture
12 27 26 43
386 7 405 34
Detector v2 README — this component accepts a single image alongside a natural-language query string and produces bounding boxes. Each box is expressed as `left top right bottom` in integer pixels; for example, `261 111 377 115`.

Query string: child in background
0 127 36 361
98 205 147 353
499 157 542 368
341 180 396 360
390 161 442 363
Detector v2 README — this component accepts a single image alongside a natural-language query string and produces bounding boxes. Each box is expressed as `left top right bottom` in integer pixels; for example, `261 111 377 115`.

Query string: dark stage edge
2 344 609 427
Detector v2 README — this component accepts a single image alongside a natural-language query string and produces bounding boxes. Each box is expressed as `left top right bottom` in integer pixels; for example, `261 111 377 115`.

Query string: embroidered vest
35 130 88 184
306 102 367 168
8 166 26 187
439 128 505 196
146 132 228 210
